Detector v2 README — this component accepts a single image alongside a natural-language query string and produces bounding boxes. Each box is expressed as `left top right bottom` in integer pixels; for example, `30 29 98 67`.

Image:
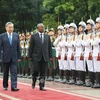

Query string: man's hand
18 59 21 62
50 58 53 60
29 58 32 61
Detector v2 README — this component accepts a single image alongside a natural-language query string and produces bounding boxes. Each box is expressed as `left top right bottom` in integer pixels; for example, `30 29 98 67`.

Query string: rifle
57 31 63 60
64 35 68 60
80 34 84 60
71 35 75 60
97 43 100 61
88 34 93 60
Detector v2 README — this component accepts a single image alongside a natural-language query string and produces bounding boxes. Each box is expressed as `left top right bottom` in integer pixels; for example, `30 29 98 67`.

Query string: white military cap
79 21 86 30
69 23 77 31
57 25 64 30
64 24 69 29
96 17 100 23
87 19 95 27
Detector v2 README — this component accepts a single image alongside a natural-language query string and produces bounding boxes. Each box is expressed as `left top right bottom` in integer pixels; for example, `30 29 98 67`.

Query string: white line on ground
18 81 100 100
0 93 20 100
0 78 99 100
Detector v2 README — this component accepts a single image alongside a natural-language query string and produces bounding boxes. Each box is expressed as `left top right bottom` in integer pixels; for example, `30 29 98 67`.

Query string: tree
42 0 100 28
0 0 100 33
0 0 44 33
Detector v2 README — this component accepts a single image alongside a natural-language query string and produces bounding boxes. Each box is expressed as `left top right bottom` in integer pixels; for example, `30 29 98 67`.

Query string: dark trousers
3 59 18 89
32 57 47 88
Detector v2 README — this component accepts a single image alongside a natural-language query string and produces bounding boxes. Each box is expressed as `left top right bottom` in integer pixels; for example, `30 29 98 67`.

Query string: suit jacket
0 32 21 63
28 33 52 62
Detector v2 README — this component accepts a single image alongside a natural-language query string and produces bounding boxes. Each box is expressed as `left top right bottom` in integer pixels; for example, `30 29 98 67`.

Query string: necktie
40 33 43 43
9 34 12 45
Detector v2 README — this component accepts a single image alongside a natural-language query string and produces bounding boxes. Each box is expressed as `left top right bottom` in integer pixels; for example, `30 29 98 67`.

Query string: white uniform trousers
64 57 71 70
93 56 100 72
58 57 69 70
85 57 94 72
75 56 86 71
69 57 76 70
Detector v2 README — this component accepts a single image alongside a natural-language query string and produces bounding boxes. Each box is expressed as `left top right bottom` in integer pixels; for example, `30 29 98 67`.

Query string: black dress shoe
32 84 35 89
4 88 8 91
11 88 19 91
40 87 47 91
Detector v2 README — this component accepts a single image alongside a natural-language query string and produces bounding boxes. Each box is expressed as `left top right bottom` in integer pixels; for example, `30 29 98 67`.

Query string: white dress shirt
38 32 44 43
7 32 13 40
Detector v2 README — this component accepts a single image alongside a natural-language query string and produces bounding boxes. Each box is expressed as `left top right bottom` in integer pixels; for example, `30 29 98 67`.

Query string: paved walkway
0 76 100 100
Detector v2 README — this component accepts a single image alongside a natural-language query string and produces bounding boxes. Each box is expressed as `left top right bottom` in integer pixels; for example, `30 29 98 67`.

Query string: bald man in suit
29 23 52 91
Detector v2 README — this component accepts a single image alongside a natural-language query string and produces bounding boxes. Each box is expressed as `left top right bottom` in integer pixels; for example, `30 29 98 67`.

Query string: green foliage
0 0 42 33
43 0 100 27
0 0 100 33
42 14 58 29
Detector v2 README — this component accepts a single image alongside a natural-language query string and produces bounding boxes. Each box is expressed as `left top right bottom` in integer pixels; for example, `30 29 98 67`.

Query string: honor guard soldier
46 28 56 81
92 16 100 88
56 24 69 83
58 25 69 83
62 24 70 83
75 21 86 86
18 34 23 77
23 32 32 78
83 18 95 87
67 23 77 84
54 25 65 82
21 33 27 77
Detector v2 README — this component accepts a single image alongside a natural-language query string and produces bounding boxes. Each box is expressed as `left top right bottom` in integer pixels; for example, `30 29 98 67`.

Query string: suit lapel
12 33 14 46
36 33 41 43
5 32 14 46
36 32 47 44
43 34 46 44
5 32 11 46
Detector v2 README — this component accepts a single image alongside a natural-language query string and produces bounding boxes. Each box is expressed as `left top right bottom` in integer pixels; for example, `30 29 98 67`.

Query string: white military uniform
67 35 75 70
83 33 94 72
75 34 86 71
67 23 77 71
53 25 64 58
65 34 71 71
54 34 68 70
93 32 100 72
58 34 69 70
54 25 68 71
53 35 61 58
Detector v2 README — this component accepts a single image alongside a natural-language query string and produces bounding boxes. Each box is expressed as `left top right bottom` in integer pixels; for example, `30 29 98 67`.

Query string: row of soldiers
14 16 100 89
18 33 32 78
52 16 100 88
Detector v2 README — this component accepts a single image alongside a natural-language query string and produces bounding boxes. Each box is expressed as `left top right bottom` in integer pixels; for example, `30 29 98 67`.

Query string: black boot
66 70 71 83
92 72 100 88
85 72 95 87
60 70 64 83
77 71 85 86
55 70 63 82
68 70 76 84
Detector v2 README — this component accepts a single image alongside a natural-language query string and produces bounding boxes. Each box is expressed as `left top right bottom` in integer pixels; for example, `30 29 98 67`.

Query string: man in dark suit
0 22 21 91
29 23 52 91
